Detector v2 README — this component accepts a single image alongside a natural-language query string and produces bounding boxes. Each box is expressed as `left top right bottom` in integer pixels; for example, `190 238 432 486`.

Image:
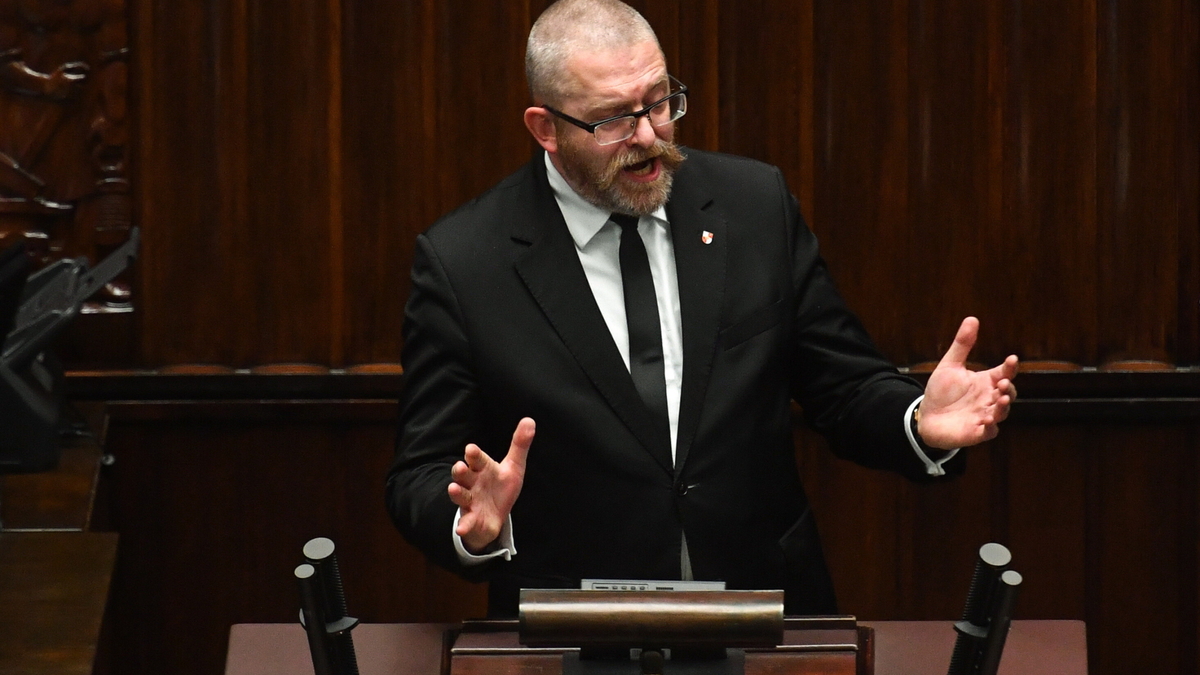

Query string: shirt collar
544 152 668 249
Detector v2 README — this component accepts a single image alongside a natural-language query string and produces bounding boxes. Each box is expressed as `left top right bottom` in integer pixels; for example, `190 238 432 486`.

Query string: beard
555 130 686 217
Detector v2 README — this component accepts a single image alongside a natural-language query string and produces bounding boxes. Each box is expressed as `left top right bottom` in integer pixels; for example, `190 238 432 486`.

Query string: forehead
560 40 668 111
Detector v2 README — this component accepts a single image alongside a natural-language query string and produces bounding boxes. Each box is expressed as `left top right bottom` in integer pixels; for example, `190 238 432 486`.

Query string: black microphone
297 537 361 675
948 542 1020 675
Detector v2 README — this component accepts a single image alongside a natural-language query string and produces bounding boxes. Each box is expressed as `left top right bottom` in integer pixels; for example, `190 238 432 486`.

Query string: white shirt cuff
452 509 516 565
905 395 960 476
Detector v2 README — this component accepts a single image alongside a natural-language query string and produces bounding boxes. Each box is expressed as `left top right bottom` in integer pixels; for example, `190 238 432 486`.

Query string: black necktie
611 214 669 436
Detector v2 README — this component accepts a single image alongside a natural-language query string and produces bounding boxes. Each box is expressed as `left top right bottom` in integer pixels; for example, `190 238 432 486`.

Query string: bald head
526 0 662 106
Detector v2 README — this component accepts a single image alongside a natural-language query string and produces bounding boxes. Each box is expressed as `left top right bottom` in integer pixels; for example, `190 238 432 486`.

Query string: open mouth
623 157 658 178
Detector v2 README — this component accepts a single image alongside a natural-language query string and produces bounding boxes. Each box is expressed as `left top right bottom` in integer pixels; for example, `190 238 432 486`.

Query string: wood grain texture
135 0 338 366
1096 0 1186 363
0 532 117 675
96 403 487 675
795 418 1200 675
811 0 913 359
89 401 1200 675
105 0 1198 369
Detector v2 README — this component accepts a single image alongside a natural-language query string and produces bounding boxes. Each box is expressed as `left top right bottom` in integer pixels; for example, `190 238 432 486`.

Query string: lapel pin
701 231 714 245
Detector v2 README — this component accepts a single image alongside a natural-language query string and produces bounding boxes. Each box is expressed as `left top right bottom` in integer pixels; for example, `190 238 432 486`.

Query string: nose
627 113 658 148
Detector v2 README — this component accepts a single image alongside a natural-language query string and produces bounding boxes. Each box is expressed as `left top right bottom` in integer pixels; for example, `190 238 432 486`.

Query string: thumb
938 316 979 369
503 417 536 470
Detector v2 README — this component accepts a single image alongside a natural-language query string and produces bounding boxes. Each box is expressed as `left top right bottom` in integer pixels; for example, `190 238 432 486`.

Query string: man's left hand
918 316 1019 450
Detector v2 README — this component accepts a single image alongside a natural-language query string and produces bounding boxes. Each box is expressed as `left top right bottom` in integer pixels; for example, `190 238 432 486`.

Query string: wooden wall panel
715 0 808 194
902 0 996 363
1096 0 1188 363
133 0 225 364
97 403 488 675
1182 0 1200 365
430 4 534 212
811 1 913 360
996 0 1100 364
796 419 1200 675
136 0 338 366
338 0 420 365
1004 427 1088 620
93 402 1200 675
115 0 1198 369
241 0 337 364
1087 425 1198 675
670 0 722 157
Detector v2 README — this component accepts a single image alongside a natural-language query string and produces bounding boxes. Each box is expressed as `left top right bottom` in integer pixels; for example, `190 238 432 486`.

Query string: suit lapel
666 169 727 472
511 157 674 475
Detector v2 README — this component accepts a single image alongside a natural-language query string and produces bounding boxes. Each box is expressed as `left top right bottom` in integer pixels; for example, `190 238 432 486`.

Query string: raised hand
448 418 535 553
918 317 1018 450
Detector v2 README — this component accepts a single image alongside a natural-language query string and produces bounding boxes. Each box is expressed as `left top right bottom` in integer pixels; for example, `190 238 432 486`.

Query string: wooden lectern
448 616 870 675
441 590 870 675
225 620 1088 675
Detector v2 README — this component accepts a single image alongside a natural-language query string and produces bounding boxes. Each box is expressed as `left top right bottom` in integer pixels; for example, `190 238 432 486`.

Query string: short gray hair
526 0 661 106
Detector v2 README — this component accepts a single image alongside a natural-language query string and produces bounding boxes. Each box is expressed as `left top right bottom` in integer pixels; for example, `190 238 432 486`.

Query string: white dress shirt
452 153 956 567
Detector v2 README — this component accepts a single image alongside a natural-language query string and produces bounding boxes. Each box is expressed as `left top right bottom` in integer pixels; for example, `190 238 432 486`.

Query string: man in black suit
386 0 1018 616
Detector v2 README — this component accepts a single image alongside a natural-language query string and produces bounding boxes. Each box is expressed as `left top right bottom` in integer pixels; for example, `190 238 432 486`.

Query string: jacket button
676 483 688 497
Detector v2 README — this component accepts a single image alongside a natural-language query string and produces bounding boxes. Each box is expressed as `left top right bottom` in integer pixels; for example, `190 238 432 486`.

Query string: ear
524 107 558 153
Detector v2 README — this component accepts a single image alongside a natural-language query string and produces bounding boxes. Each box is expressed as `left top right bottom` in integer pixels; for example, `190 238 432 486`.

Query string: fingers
463 444 491 472
504 418 536 470
447 481 471 509
989 354 1019 384
447 418 536 511
450 445 487 487
938 316 980 369
996 399 1011 422
981 423 1000 443
448 444 492 509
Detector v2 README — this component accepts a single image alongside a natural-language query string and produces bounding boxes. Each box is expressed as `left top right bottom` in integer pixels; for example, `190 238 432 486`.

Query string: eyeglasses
543 75 688 146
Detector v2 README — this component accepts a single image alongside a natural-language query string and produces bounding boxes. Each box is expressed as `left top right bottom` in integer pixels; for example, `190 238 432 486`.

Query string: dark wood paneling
902 0 995 362
1004 427 1088 620
432 4 535 210
811 0 913 359
92 397 1200 675
0 533 118 675
671 0 721 157
339 0 423 365
1096 0 1187 363
995 0 1100 364
1087 425 1197 675
97 402 487 675
133 0 226 364
716 0 807 193
136 0 340 366
1177 0 1200 366
797 419 1200 675
111 0 1198 370
240 0 337 364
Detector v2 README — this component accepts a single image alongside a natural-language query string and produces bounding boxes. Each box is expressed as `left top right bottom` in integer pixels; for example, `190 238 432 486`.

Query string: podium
449 615 869 675
225 619 1087 675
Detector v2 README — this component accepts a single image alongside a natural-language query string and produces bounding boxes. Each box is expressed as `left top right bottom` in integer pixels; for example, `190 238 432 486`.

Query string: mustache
611 141 685 171
600 141 685 187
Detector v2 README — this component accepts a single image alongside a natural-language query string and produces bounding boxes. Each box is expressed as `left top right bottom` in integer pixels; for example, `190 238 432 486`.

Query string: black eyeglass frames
542 75 688 146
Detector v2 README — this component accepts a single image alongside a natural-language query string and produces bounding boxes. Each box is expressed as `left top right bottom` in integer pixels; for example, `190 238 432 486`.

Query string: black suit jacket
386 148 956 616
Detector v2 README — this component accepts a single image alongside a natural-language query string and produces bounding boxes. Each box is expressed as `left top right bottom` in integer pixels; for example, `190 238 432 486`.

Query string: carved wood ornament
0 0 131 310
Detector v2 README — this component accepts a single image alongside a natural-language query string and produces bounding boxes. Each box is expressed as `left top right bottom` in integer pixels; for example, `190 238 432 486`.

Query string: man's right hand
448 417 534 553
